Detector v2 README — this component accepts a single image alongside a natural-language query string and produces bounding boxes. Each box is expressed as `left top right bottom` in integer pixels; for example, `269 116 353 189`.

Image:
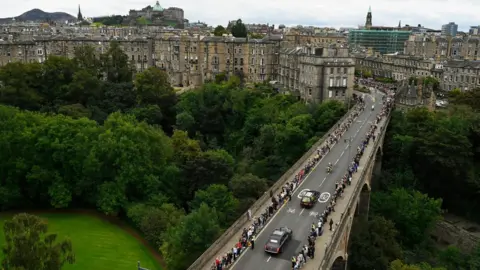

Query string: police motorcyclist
327 162 332 172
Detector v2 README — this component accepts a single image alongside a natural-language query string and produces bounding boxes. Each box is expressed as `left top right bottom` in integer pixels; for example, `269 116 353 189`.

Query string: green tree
213 25 227 36
372 188 442 247
92 112 174 214
40 56 77 106
161 203 222 270
128 104 163 126
101 41 133 83
229 173 268 199
73 45 101 76
136 17 150 25
65 69 102 105
57 103 92 119
390 259 446 270
178 149 235 205
134 67 177 132
231 19 247 38
0 62 43 110
349 216 403 270
1 213 75 270
190 184 239 224
126 202 184 248
249 33 264 39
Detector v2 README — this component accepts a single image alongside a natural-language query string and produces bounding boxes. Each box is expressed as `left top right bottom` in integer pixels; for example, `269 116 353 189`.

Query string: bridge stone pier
319 113 391 270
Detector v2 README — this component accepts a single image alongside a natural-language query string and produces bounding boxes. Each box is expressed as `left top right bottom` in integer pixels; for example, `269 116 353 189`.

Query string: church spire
365 6 372 29
77 5 83 21
398 20 401 28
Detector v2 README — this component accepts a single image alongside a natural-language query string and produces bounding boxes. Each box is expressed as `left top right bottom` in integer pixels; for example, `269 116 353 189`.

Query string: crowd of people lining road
210 97 365 270
291 91 394 269
355 77 397 93
210 91 395 270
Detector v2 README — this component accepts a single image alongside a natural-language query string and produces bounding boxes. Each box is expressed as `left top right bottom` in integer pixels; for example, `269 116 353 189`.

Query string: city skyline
1 0 479 31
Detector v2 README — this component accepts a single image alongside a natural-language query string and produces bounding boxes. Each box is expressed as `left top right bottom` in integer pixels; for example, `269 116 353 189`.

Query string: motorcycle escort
326 164 333 173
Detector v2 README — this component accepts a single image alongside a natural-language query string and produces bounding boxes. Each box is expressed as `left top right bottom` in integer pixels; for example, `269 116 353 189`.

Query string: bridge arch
361 182 371 192
332 256 347 270
357 183 371 217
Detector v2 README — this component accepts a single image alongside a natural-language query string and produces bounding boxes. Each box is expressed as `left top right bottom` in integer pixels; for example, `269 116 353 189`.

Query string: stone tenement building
278 45 355 103
355 54 436 81
0 35 284 88
282 33 347 49
440 60 480 91
404 34 480 61
355 53 480 91
154 35 282 87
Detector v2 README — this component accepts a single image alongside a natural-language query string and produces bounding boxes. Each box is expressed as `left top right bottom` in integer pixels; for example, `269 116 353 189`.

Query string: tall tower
365 6 372 29
77 5 83 21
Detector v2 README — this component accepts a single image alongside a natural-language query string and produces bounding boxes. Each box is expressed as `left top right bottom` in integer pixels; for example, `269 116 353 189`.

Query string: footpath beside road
194 105 361 270
301 115 388 270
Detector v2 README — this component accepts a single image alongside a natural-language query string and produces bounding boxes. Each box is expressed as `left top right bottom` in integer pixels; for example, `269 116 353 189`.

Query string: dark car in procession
300 190 320 208
264 227 293 254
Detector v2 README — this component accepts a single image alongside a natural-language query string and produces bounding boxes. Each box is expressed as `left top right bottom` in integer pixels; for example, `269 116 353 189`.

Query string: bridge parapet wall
188 104 361 270
319 112 391 269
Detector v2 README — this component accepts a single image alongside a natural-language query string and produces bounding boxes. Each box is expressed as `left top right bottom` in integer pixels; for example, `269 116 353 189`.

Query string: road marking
341 150 345 156
334 158 339 165
229 105 375 270
319 192 331 203
267 256 271 262
299 208 305 216
310 211 319 217
287 208 296 214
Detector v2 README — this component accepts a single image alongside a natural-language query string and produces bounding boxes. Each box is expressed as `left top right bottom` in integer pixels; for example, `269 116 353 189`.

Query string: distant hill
0 9 76 23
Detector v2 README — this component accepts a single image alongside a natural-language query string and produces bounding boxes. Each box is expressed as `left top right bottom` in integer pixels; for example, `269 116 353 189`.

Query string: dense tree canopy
0 44 349 270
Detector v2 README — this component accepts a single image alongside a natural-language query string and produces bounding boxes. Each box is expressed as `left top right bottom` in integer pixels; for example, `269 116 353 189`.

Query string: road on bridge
231 92 384 270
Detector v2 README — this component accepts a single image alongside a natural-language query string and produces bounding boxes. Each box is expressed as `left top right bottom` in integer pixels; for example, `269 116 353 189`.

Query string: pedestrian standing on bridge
329 218 334 231
250 235 255 250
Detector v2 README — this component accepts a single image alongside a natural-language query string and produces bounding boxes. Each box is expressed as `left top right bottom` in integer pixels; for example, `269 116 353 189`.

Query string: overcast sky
1 0 479 31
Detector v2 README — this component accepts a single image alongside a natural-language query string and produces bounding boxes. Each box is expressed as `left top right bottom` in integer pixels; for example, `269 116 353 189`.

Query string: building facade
348 29 411 54
278 45 355 103
404 34 480 61
441 22 458 37
441 60 480 91
283 33 347 48
0 35 282 89
152 35 281 87
355 53 436 81
354 52 480 92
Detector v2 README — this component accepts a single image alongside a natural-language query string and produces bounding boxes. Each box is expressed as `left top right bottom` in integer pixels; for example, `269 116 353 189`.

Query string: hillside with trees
0 41 348 270
348 87 480 269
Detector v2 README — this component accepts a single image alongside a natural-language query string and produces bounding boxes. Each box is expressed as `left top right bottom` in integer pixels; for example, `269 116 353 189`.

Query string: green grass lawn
0 213 163 270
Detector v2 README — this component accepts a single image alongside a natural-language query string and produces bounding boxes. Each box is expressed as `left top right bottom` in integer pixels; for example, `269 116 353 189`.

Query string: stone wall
432 220 480 253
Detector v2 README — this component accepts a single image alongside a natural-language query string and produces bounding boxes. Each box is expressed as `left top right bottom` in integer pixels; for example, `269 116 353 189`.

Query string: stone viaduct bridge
320 113 390 270
188 99 392 270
